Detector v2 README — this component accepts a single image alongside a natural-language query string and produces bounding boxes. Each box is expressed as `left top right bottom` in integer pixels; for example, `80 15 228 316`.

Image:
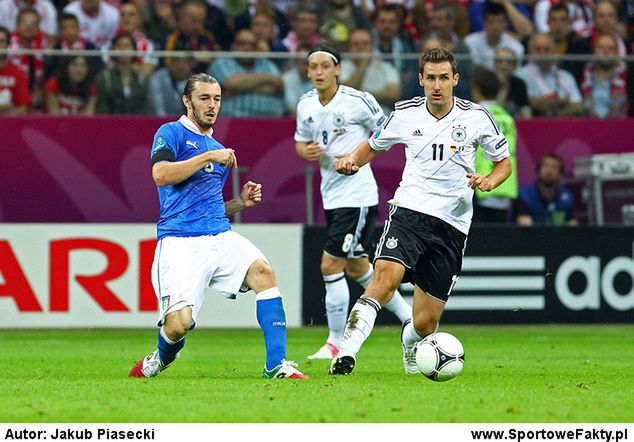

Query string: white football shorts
151 231 267 324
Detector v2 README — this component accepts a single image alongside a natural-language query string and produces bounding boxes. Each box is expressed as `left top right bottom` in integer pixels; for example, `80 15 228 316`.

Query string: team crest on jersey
385 237 398 249
333 112 346 127
161 296 170 311
451 125 467 142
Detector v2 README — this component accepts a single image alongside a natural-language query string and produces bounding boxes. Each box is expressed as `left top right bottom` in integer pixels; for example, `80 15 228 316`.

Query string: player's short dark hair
472 65 501 99
537 152 565 174
419 46 457 75
182 73 219 99
306 43 341 66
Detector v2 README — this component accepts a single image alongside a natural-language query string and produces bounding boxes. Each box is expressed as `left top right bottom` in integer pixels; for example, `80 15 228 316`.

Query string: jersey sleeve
477 108 510 163
368 110 400 152
150 125 178 163
359 91 386 131
294 101 312 143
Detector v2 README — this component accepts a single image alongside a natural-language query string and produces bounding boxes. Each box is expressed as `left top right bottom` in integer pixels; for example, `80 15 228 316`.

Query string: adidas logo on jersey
412 129 423 136
307 117 314 124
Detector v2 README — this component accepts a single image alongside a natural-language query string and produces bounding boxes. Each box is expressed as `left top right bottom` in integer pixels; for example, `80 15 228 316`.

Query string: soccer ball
415 332 465 382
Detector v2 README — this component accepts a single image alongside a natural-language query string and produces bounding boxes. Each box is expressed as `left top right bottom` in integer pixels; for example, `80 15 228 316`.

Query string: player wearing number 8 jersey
295 44 412 361
330 47 512 376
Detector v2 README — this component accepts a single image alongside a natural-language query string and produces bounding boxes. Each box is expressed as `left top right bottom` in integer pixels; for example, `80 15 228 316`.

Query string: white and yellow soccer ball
415 332 465 382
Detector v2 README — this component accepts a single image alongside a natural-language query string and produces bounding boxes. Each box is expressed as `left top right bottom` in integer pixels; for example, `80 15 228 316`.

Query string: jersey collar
178 115 214 137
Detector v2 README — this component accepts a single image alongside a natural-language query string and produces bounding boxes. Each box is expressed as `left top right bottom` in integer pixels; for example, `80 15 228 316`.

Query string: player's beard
190 101 215 132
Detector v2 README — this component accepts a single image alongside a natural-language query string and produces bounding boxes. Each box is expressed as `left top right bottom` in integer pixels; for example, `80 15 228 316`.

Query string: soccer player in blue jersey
129 73 308 379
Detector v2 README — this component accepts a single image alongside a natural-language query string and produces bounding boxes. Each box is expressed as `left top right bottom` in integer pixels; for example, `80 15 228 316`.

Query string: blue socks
157 326 185 366
256 288 287 371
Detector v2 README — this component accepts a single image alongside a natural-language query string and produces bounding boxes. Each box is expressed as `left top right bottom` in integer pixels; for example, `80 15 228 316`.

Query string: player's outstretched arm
466 157 512 192
334 140 378 176
225 181 263 216
152 149 237 187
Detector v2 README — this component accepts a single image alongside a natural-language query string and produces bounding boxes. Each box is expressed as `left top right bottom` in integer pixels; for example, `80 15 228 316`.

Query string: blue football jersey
150 116 231 239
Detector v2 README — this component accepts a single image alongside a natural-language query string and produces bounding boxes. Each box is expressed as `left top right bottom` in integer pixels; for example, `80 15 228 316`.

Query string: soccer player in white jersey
330 47 512 375
129 73 308 380
295 44 412 360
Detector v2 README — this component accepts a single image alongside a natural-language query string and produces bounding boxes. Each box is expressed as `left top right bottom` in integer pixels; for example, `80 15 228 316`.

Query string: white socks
355 268 412 323
339 296 381 356
401 320 423 347
323 272 349 347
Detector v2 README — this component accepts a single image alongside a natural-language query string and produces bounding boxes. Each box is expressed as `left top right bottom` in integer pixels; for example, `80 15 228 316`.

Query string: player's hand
466 172 494 191
241 181 262 208
210 148 237 168
335 154 360 175
304 142 324 161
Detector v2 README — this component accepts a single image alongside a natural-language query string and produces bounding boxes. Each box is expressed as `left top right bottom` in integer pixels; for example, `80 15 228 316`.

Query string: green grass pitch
1 325 633 423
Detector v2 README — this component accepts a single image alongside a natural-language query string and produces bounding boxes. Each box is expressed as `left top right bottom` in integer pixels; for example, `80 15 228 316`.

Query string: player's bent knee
246 259 278 291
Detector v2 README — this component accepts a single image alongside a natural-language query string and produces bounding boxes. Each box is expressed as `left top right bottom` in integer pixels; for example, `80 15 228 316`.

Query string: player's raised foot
401 319 420 374
129 350 171 378
262 360 310 379
329 353 356 375
307 342 339 360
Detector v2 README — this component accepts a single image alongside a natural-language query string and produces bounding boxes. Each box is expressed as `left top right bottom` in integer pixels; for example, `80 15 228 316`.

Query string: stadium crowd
0 0 633 117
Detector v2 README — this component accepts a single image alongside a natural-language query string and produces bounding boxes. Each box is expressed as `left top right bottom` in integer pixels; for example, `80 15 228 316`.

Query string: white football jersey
295 85 385 210
369 96 510 234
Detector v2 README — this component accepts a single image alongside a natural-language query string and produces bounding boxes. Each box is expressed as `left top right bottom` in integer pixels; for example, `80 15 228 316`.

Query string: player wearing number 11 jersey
295 44 412 361
330 47 512 376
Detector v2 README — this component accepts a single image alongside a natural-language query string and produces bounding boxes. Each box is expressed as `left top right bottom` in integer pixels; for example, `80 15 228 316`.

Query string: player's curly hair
419 46 457 76
182 73 219 100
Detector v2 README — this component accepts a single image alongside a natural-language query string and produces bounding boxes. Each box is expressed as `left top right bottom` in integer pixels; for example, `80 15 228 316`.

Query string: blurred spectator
468 0 534 40
318 0 371 53
515 153 578 226
8 8 47 109
403 0 429 47
618 0 634 36
281 45 312 116
95 33 148 113
580 33 629 118
515 32 585 117
471 66 518 223
207 28 284 116
0 0 57 47
534 0 593 36
546 3 592 84
143 0 178 47
118 3 157 76
249 8 287 53
281 3 323 52
44 55 96 115
372 4 414 75
64 0 120 49
465 2 525 69
339 28 401 114
164 0 220 72
590 1 627 56
147 40 194 115
493 47 531 118
232 0 290 42
48 13 102 79
0 26 31 114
